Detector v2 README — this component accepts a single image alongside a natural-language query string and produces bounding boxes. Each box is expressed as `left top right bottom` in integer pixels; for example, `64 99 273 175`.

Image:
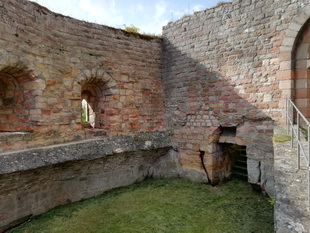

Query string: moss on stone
273 134 291 143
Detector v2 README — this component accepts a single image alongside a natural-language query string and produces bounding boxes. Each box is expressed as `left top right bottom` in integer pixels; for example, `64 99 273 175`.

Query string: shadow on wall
163 38 275 195
0 63 36 132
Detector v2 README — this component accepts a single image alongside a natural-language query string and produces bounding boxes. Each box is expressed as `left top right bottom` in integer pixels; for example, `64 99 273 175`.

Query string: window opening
81 99 88 122
81 90 96 128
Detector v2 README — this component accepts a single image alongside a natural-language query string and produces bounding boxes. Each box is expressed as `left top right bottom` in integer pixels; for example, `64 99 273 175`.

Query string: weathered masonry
1 0 310 232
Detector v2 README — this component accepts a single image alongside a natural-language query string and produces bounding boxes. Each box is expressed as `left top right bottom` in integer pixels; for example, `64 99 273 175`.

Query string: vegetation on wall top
122 24 162 40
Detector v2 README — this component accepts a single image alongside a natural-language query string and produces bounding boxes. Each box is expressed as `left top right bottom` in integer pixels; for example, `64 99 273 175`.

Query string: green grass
9 179 273 233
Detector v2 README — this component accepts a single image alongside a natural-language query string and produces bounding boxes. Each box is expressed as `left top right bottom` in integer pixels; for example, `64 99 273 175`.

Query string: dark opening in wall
217 143 247 181
220 126 237 137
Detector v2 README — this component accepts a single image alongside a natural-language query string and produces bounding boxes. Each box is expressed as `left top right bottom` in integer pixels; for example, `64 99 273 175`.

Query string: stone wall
2 0 310 231
162 0 310 193
0 0 164 153
0 131 173 232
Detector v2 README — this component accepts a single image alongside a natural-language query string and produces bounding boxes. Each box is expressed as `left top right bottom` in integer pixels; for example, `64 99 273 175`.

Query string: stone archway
293 23 310 119
277 5 310 122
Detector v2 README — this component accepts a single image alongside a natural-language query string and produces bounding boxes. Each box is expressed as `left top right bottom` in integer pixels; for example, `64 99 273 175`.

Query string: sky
31 0 231 34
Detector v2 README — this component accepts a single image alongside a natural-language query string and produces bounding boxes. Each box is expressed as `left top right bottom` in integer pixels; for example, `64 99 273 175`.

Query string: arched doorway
277 11 310 124
294 23 310 119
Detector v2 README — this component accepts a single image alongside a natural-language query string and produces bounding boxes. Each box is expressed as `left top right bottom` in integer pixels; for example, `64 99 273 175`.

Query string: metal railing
286 96 310 210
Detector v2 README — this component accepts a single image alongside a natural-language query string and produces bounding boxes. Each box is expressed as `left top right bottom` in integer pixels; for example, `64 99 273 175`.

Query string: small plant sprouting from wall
300 125 308 140
217 1 227 6
122 24 162 40
124 24 140 33
268 196 275 206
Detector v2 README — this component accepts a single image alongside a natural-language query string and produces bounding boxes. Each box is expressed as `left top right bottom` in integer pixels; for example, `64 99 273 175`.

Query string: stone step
234 160 247 167
232 171 248 181
232 164 247 173
236 155 247 162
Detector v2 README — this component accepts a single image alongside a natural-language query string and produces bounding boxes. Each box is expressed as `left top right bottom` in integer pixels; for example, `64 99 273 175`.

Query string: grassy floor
9 179 273 233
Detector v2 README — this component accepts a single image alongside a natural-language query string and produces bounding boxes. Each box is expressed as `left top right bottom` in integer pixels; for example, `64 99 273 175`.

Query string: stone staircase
274 126 310 233
231 149 248 181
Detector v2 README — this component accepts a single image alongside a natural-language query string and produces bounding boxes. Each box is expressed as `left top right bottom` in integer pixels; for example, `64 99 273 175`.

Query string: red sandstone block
8 115 19 123
46 80 56 85
296 59 308 70
296 43 308 59
295 89 309 98
279 80 293 89
59 125 69 131
112 95 120 101
66 131 73 136
296 79 308 89
0 124 14 131
279 61 292 70
277 70 293 80
107 115 122 122
269 103 279 108
278 51 292 61
307 69 310 78
62 117 70 124
129 114 138 120
0 115 8 122
126 89 134 95
130 122 140 128
105 109 119 115
294 69 307 79
303 29 310 43
30 115 41 122
52 110 61 114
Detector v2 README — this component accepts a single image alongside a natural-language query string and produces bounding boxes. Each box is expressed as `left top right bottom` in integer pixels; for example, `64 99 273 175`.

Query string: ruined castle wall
162 0 309 193
0 0 164 152
0 131 172 232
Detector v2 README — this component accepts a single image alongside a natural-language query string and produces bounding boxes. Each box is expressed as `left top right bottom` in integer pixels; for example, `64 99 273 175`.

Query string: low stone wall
0 131 173 232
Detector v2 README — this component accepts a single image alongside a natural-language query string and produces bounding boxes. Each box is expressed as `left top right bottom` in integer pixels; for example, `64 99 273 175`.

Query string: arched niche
0 71 23 131
76 67 117 129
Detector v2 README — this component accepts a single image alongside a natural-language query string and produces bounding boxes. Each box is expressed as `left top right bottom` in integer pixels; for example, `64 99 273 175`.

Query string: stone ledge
274 125 310 233
0 130 171 175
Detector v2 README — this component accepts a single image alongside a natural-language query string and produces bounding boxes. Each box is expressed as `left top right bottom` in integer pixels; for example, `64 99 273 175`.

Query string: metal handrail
286 96 310 210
